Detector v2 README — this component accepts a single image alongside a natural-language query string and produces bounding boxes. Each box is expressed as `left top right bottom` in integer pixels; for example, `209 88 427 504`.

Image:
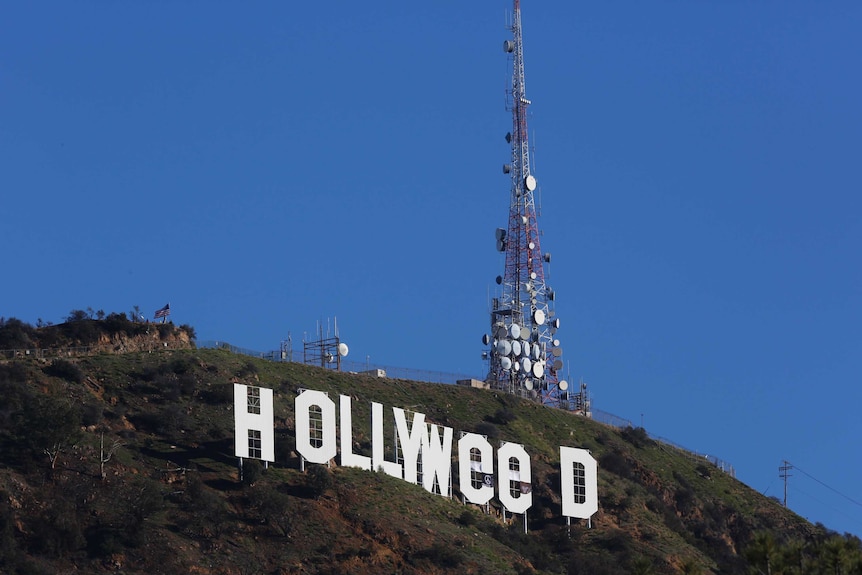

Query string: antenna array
303 318 349 371
482 0 571 409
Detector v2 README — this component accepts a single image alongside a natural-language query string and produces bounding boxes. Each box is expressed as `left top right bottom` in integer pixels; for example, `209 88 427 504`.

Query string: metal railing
1 347 94 359
650 434 736 478
1 339 185 360
196 340 476 385
3 338 736 478
593 409 735 478
592 409 633 429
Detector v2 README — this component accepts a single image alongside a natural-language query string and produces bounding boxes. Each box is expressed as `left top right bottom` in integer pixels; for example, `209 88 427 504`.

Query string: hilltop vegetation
0 310 195 353
1 316 860 574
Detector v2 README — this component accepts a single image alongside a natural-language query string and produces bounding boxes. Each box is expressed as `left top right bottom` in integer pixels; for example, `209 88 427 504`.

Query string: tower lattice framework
484 0 570 409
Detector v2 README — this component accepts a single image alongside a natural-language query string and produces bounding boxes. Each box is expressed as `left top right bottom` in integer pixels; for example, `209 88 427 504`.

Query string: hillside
0 317 858 574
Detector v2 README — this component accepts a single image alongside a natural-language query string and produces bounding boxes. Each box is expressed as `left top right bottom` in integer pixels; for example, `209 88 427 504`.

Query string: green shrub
307 465 333 498
31 498 85 558
85 525 124 557
18 395 82 462
44 359 84 384
248 485 292 537
178 373 196 397
487 408 517 425
416 541 465 568
200 383 234 405
620 426 652 448
169 357 194 375
242 459 264 486
599 450 634 479
674 486 697 516
65 310 89 323
81 401 103 426
156 323 173 339
133 405 190 438
0 490 19 562
458 508 476 526
0 317 36 349
475 421 500 439
239 360 258 377
179 324 197 341
59 315 99 344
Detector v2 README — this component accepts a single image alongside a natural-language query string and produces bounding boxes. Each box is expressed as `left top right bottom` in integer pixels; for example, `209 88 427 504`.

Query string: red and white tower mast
484 0 570 408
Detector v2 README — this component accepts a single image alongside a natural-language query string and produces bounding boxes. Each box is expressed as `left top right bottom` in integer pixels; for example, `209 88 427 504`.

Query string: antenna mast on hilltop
483 0 571 408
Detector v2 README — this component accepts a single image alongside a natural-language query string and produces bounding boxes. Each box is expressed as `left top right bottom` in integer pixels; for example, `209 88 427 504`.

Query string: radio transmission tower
483 0 570 409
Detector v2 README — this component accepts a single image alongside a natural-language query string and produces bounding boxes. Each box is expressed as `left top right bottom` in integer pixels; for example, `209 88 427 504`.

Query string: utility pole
779 460 793 508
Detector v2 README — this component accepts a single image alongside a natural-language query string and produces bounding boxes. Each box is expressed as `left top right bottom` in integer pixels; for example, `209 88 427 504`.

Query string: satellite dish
496 325 508 339
326 353 336 363
496 240 506 252
482 334 491 345
521 341 530 357
509 323 521 339
504 40 515 53
553 359 563 370
511 340 522 357
524 379 534 391
501 356 512 370
543 252 551 263
525 175 537 191
559 380 569 391
529 390 538 399
338 342 349 357
533 309 546 325
521 216 528 225
519 328 530 341
528 242 535 250
553 339 560 347
553 318 561 329
495 228 507 241
505 132 512 143
552 347 563 357
532 362 544 378
548 290 555 301
512 360 520 372
503 164 512 174
495 275 502 285
532 343 541 360
530 271 537 280
497 339 512 356
521 357 532 373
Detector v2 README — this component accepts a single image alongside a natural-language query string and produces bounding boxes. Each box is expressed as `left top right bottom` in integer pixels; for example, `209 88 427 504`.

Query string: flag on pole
154 303 171 320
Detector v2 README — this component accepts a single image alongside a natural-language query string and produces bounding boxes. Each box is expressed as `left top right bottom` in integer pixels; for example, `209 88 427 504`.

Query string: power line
761 478 776 497
792 463 862 509
793 484 862 532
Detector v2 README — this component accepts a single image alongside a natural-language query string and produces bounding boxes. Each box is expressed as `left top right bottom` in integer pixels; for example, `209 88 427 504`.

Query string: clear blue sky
3 1 861 537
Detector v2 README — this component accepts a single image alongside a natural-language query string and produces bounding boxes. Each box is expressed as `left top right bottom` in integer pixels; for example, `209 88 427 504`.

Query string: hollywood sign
233 384 598 520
